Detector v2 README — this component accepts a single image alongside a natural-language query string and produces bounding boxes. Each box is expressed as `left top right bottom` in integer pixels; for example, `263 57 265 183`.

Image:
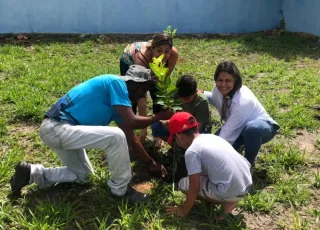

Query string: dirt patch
275 89 290 94
177 57 187 64
256 73 267 78
291 130 319 155
243 212 280 230
8 123 39 135
6 123 40 156
279 107 291 114
0 144 10 157
296 63 320 69
133 182 153 193
0 124 39 157
0 72 8 81
243 199 320 230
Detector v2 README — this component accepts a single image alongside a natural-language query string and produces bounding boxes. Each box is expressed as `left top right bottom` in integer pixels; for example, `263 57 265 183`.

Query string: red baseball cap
168 112 199 145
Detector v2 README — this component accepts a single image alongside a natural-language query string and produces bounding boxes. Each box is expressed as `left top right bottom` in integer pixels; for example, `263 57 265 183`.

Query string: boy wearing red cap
166 112 252 219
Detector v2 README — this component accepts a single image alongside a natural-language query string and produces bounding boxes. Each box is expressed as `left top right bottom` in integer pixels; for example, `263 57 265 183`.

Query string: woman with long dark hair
204 61 280 167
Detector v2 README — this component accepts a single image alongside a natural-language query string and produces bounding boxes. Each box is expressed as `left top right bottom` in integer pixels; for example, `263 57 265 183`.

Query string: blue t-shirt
46 75 131 126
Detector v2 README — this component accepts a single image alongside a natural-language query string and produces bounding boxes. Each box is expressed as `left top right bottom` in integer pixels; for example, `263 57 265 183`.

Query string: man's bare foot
216 201 238 220
222 201 238 214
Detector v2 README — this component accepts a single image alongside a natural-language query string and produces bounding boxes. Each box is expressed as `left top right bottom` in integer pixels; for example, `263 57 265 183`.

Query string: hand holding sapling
149 54 182 112
154 109 174 121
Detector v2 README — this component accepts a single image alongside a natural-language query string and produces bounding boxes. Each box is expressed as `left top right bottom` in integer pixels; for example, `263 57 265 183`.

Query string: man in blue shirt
10 65 172 203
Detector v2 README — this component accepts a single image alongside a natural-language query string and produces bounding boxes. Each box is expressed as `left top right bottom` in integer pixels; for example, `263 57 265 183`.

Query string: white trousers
178 176 243 202
29 118 131 196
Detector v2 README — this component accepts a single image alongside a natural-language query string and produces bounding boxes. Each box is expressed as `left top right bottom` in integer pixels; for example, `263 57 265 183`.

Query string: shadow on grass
7 182 247 229
1 30 319 61
249 168 274 195
15 182 121 229
188 201 247 230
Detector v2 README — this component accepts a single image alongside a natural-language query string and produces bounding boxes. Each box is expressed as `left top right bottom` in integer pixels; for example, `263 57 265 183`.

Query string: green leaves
163 25 177 38
149 54 169 82
149 54 182 111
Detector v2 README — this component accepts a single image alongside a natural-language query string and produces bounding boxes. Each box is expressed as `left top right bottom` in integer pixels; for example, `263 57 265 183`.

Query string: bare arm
180 173 200 215
166 173 200 217
114 105 173 130
167 46 179 76
117 120 167 177
137 97 147 117
137 97 148 143
117 122 154 163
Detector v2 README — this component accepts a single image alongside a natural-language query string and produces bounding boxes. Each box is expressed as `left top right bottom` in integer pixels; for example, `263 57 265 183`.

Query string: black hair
126 81 154 102
179 126 198 136
214 61 243 122
146 33 173 49
213 61 242 98
176 75 197 98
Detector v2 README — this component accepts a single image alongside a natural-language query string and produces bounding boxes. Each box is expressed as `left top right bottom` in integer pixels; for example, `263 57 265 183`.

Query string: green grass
313 170 320 189
1 31 320 229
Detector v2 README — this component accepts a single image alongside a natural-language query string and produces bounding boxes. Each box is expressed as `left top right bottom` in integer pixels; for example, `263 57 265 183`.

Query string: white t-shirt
204 85 278 144
185 134 252 199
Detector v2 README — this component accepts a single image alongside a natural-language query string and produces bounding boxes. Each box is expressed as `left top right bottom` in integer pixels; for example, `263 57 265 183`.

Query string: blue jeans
215 119 279 166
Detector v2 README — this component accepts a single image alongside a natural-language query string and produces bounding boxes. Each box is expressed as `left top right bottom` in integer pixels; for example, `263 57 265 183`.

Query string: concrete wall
282 0 320 36
0 0 281 34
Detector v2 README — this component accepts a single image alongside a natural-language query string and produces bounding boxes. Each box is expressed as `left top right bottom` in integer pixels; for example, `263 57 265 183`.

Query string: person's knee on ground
105 128 148 203
105 127 133 197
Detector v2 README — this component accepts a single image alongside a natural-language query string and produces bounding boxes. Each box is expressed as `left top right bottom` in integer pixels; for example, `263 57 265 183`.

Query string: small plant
278 148 306 170
309 209 320 224
112 203 141 229
291 210 311 230
149 54 182 111
238 192 276 213
194 202 221 228
260 144 305 171
94 215 112 230
313 170 320 189
275 177 310 207
149 55 182 191
278 209 311 230
316 136 320 150
13 199 80 229
163 25 177 38
0 118 7 137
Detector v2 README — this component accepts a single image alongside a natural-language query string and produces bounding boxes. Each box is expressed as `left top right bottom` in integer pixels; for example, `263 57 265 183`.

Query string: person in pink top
119 33 179 143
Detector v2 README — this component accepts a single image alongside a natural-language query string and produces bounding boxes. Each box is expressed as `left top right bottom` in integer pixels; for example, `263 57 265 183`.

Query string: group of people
10 33 279 219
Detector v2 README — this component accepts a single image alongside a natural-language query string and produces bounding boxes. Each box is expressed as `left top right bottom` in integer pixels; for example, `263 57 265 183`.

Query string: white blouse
204 85 278 144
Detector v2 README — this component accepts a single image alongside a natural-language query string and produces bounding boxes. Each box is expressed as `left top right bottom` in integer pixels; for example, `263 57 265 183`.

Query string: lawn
0 31 320 230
